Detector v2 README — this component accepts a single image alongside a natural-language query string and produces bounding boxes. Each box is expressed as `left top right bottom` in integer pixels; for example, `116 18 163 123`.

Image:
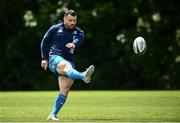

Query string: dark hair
64 9 76 17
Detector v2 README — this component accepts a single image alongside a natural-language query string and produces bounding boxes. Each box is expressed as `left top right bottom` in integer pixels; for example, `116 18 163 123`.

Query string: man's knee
56 60 72 75
61 86 71 94
59 76 74 95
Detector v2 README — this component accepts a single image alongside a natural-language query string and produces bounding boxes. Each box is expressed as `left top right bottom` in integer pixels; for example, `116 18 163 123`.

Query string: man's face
64 14 77 29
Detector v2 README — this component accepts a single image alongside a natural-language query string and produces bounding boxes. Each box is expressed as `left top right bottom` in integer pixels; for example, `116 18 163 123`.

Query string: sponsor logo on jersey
58 29 63 33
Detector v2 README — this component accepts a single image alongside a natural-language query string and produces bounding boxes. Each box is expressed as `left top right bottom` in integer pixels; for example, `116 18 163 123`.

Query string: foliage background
0 0 179 90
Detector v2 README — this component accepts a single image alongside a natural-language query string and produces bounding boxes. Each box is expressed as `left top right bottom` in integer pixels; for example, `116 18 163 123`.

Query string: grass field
0 91 180 122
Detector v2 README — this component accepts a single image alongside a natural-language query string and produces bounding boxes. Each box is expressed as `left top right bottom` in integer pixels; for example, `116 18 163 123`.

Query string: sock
51 93 67 116
66 68 85 80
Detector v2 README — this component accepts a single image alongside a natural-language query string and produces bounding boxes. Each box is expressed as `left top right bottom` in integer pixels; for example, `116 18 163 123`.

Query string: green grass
0 91 180 122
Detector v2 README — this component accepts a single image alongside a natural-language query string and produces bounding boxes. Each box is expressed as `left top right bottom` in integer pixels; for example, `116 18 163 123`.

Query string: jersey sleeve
40 25 55 60
72 29 85 47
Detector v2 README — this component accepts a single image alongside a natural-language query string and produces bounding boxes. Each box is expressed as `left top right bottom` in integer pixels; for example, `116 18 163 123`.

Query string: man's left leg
47 76 74 120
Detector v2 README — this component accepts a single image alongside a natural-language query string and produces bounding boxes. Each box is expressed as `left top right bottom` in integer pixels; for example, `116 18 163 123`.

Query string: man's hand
41 59 48 70
66 43 76 49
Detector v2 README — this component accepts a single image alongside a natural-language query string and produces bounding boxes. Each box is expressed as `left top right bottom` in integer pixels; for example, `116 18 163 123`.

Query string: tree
0 0 179 90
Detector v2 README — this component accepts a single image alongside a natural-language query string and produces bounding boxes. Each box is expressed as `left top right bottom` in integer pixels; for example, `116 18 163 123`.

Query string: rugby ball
133 36 146 54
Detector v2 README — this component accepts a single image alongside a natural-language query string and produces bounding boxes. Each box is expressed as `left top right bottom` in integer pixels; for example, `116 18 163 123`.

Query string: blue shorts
48 55 75 74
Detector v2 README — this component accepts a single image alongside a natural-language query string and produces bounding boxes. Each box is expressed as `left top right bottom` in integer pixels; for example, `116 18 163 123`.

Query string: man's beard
69 24 75 29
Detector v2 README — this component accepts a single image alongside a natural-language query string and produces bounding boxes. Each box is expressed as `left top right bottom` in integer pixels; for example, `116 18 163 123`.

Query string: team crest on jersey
73 31 77 35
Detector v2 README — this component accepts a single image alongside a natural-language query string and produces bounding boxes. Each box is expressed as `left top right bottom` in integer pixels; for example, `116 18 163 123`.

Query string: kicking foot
83 65 95 83
47 115 59 121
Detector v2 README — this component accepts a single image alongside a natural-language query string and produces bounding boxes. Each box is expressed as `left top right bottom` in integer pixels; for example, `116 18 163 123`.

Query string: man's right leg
47 55 94 120
47 76 74 120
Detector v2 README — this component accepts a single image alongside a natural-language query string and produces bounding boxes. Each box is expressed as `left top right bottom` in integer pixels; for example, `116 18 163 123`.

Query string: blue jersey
40 22 84 62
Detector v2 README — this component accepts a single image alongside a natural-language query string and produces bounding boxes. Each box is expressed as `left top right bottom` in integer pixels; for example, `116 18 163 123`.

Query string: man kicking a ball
40 9 95 120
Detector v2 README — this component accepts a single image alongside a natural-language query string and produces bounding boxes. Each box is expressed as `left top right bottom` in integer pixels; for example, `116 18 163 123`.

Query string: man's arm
40 26 55 60
40 25 55 70
66 29 84 53
72 29 85 47
41 59 48 70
